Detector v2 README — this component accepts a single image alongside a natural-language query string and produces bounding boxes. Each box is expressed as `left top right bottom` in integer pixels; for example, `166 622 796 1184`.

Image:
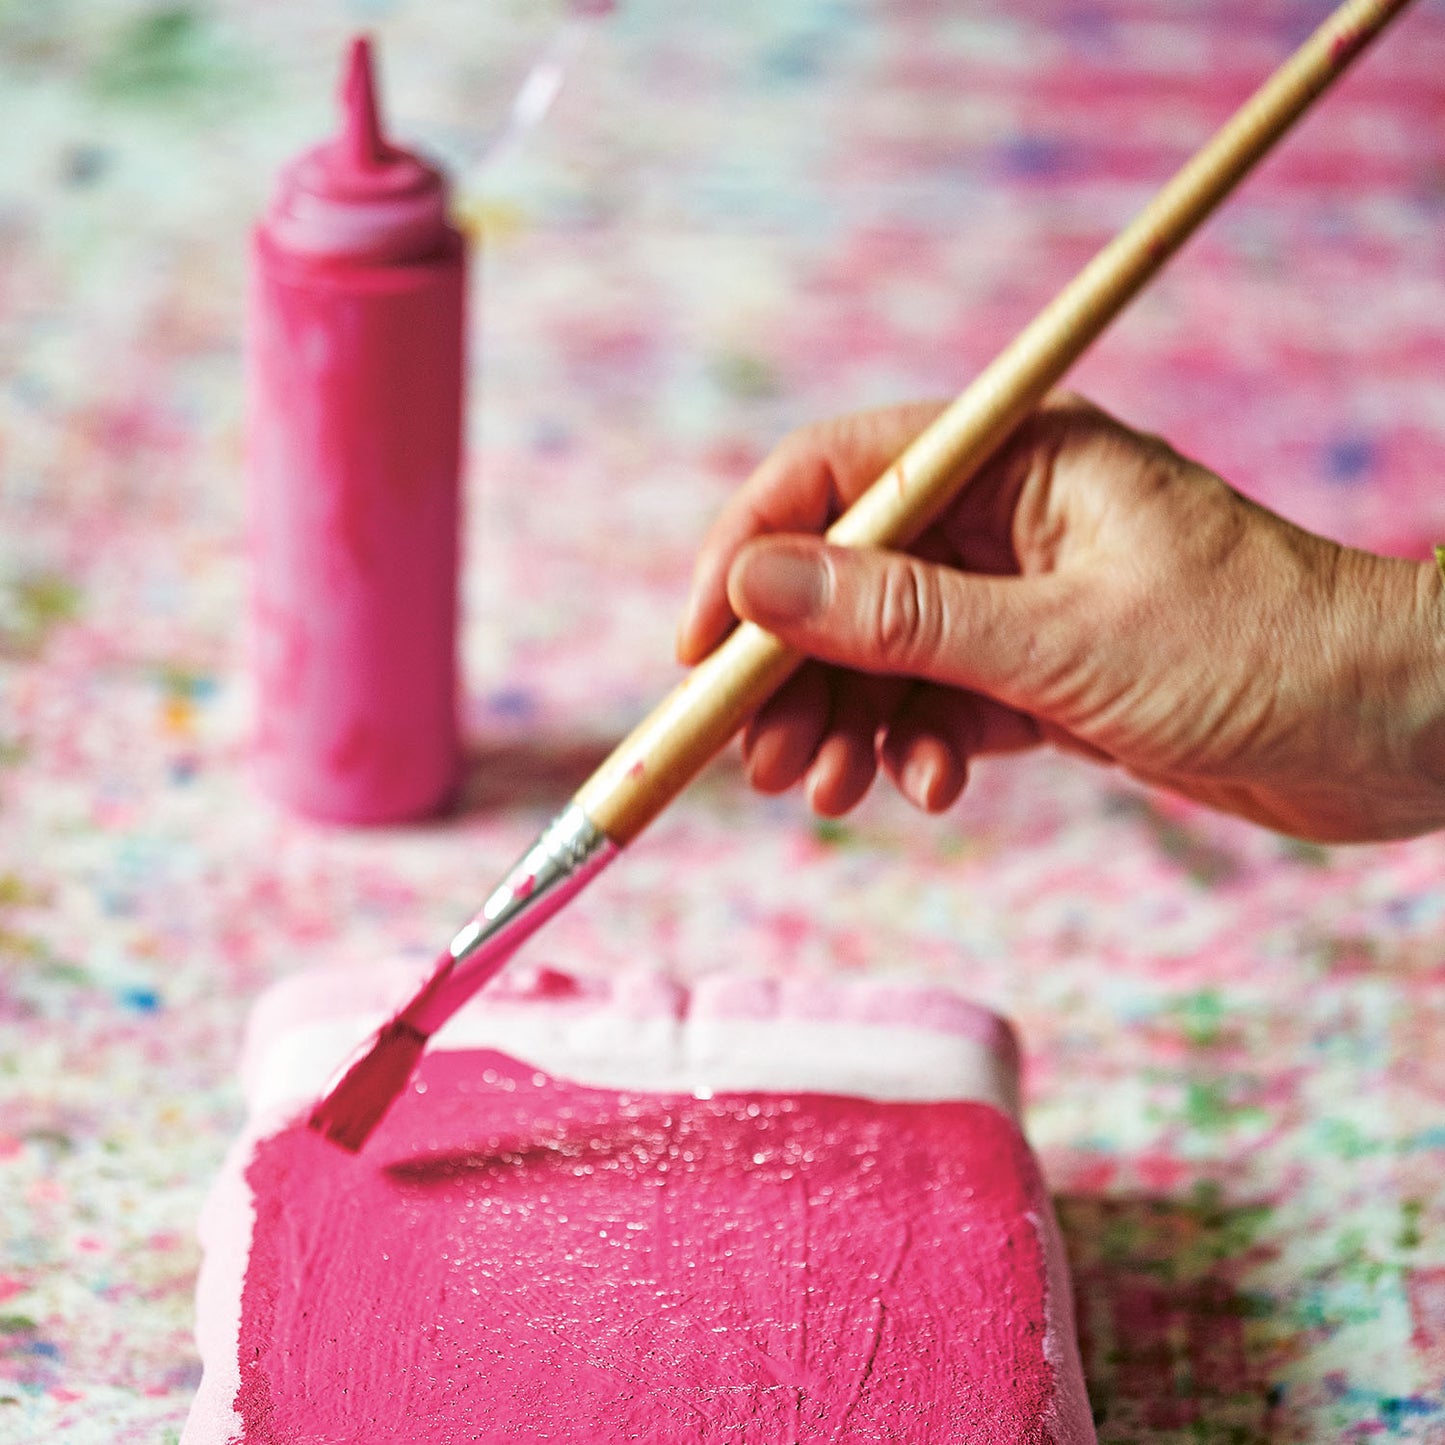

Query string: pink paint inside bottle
248 37 465 823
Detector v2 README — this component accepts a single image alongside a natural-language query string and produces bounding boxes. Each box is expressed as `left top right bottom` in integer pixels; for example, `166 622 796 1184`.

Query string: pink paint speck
1329 26 1368 68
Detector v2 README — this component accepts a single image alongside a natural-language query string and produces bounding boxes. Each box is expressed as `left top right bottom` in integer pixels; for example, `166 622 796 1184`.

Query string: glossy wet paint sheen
237 1049 1056 1442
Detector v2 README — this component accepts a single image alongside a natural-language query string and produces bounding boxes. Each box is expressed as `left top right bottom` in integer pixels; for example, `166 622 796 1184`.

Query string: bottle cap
265 36 451 263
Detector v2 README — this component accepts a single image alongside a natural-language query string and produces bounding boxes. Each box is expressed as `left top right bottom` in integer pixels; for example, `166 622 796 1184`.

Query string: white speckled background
4 1 1445 1438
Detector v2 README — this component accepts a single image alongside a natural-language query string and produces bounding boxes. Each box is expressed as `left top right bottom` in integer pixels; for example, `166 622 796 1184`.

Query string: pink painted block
185 964 1095 1443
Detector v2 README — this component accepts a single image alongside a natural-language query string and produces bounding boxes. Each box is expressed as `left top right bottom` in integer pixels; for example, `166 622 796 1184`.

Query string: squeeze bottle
248 36 465 823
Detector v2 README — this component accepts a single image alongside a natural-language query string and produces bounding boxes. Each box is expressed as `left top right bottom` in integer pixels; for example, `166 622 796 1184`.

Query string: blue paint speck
530 419 572 456
119 987 161 1013
100 890 133 918
24 1341 61 1359
487 688 537 720
763 38 822 80
1061 9 1118 56
1325 434 1375 484
1380 1396 1437 1426
1000 134 1071 180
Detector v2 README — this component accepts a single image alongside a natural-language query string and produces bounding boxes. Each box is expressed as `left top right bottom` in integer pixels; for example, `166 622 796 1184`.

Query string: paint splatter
0 573 81 659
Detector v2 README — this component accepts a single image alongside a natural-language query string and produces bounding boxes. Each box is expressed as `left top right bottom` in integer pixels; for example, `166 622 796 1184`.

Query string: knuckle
871 561 942 669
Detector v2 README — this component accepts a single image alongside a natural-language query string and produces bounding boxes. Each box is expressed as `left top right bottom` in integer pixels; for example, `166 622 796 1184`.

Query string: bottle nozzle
263 33 450 261
341 35 388 170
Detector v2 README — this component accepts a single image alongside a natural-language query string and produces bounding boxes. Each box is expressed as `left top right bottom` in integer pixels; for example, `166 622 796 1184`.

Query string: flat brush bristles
307 1018 429 1152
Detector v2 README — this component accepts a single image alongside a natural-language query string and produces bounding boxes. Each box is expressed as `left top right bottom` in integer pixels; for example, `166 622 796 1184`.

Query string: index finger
676 400 949 664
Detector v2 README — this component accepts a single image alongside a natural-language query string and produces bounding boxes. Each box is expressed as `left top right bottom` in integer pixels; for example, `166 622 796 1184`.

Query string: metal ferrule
406 804 618 1033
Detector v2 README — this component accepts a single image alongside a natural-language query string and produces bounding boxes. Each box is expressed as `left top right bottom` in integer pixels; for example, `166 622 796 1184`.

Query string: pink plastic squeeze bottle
248 36 465 823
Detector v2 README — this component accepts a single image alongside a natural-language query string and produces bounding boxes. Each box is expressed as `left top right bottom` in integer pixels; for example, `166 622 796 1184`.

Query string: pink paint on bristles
306 940 508 1151
1329 25 1369 67
306 1018 429 1153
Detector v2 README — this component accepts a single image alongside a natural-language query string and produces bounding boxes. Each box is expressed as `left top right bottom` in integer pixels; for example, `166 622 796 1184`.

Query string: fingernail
902 755 937 810
674 605 696 661
733 545 828 627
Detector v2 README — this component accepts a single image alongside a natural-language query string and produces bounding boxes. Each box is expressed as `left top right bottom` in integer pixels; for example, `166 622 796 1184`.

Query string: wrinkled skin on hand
677 395 1445 843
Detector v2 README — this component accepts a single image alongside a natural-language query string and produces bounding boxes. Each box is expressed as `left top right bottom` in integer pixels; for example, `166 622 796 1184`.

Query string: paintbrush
310 0 1414 1151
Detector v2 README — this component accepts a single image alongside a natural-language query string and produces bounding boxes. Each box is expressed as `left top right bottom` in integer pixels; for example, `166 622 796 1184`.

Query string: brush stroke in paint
236 1049 1056 1441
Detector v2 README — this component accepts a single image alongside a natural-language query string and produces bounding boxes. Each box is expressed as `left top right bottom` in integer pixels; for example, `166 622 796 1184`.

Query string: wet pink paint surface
238 1051 1055 1442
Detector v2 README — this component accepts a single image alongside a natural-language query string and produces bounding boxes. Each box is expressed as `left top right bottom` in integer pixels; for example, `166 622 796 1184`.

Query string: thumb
727 536 1074 708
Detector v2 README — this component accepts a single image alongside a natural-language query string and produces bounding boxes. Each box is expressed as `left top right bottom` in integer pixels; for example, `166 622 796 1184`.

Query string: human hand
676 395 1445 843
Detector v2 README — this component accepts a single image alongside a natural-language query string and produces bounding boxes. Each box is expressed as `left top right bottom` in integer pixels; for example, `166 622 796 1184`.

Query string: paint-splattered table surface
5 2 1445 1440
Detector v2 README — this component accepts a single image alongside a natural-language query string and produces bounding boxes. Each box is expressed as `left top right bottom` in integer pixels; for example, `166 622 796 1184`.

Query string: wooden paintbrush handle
575 621 797 841
576 0 1413 847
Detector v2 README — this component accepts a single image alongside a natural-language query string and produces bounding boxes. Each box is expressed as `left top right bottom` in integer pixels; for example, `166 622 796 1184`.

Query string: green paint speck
0 926 45 962
1188 1182 1274 1263
1106 793 1240 886
16 574 78 623
92 6 207 100
0 873 42 908
710 353 778 400
0 1315 37 1334
1184 1078 1235 1131
1280 836 1331 866
156 663 211 698
1318 1116 1378 1160
1173 990 1226 1048
0 571 81 657
23 1127 73 1154
1398 1198 1424 1250
1334 1224 1390 1289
